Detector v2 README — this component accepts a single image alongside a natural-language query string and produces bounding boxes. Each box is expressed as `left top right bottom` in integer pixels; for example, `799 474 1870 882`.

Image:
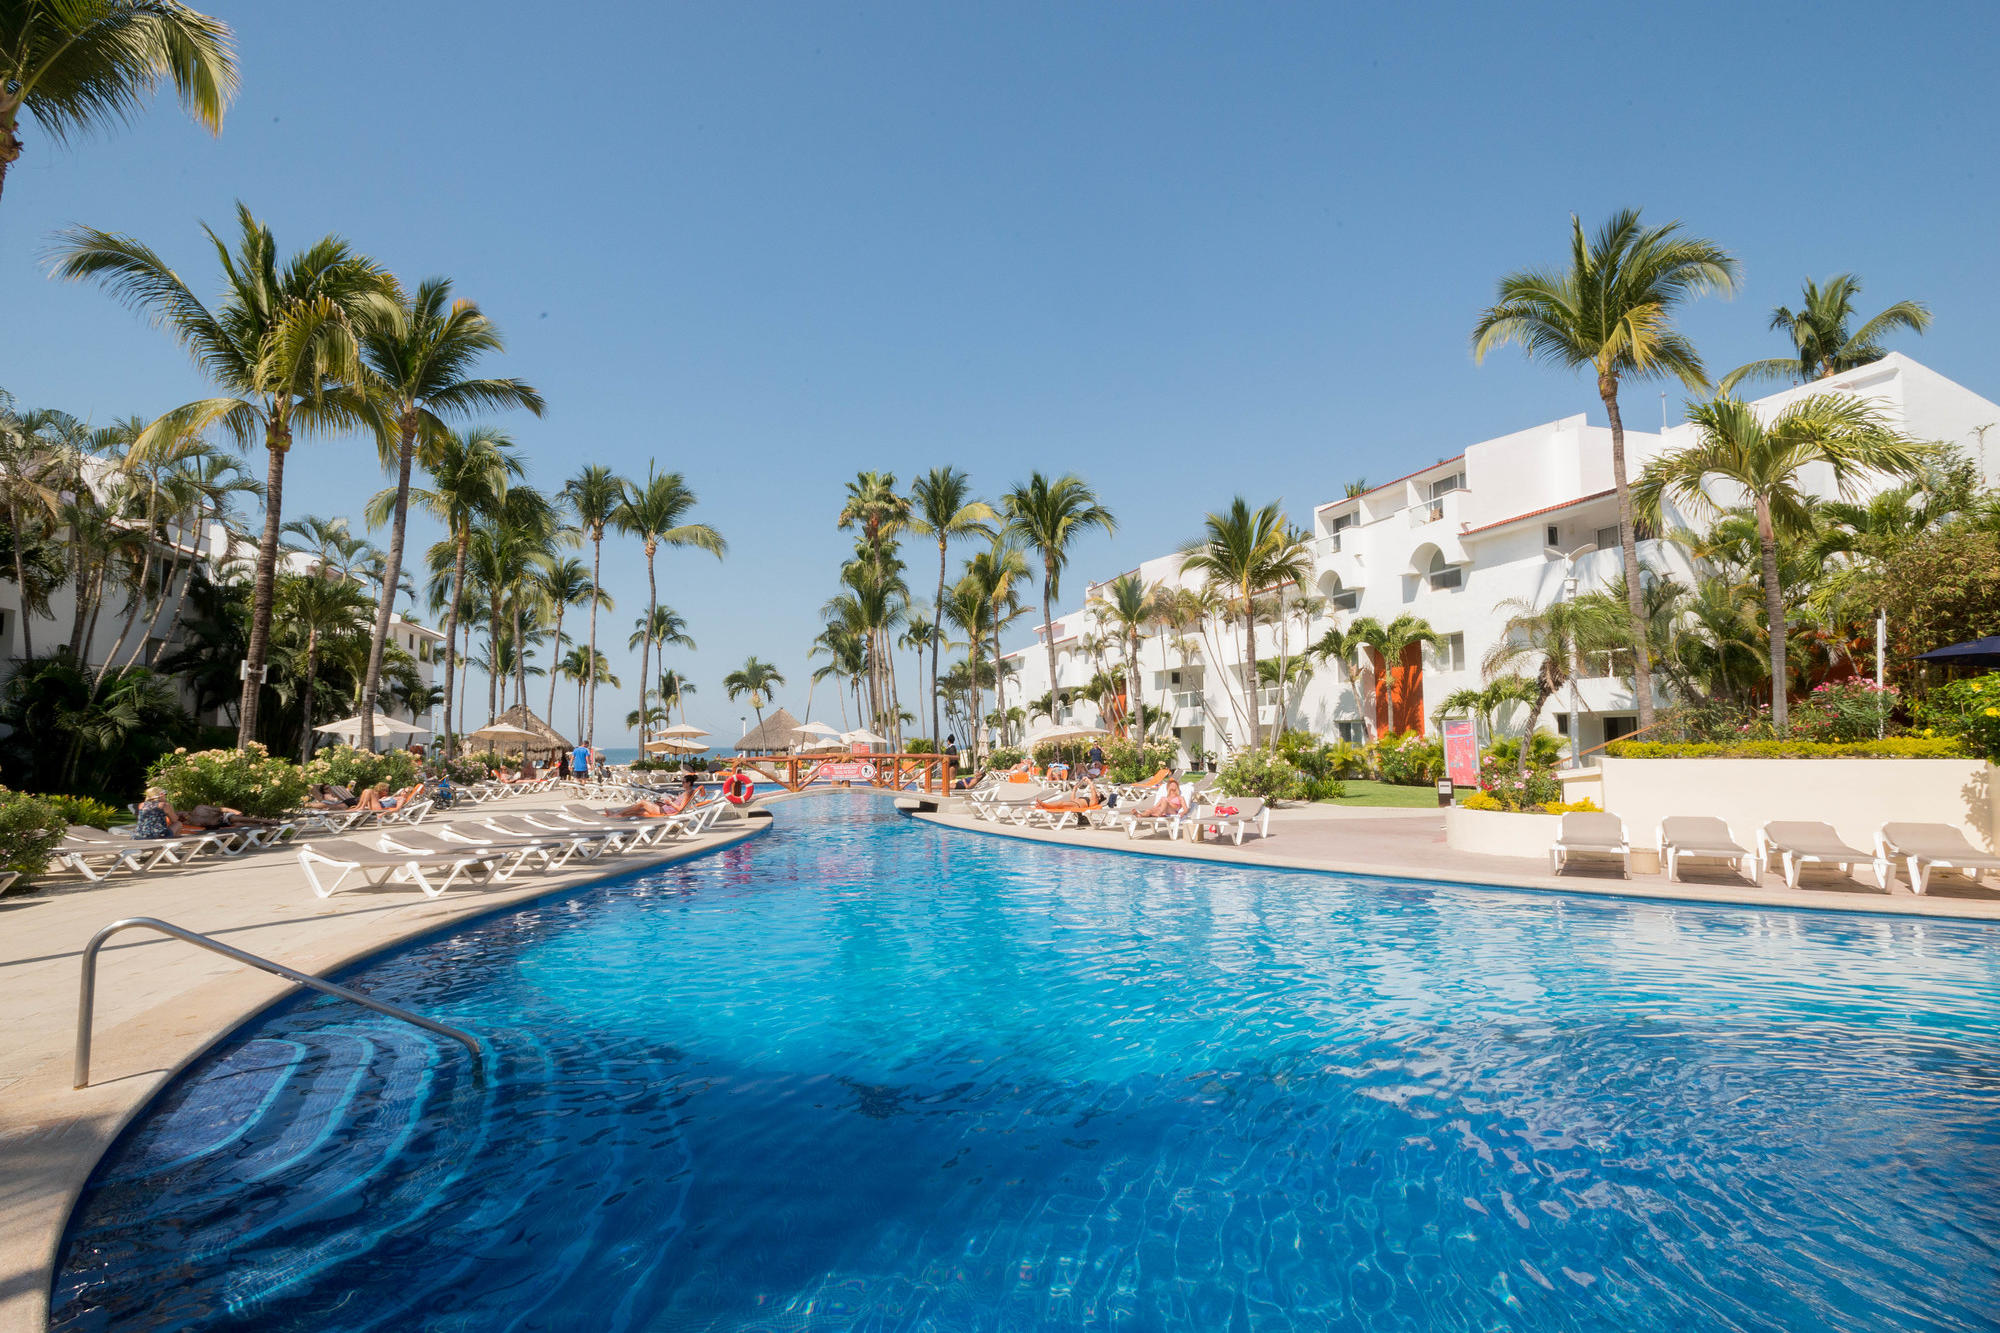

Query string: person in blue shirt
572 741 591 777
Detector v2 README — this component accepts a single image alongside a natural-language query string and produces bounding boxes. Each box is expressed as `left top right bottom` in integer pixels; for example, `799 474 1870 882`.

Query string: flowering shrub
1790 679 1901 743
146 744 309 818
1101 739 1177 783
35 793 128 828
0 787 70 884
1915 673 2000 764
1604 737 1964 759
1216 749 1306 800
1475 752 1562 810
1373 731 1444 787
986 747 1025 770
306 745 422 795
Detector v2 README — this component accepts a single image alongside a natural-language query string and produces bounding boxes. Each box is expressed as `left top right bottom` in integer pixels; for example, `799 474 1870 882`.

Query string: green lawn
1319 779 1444 809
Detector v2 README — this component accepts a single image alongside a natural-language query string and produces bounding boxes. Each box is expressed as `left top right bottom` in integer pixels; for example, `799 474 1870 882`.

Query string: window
1336 720 1365 744
1329 511 1357 533
1425 550 1462 591
1555 715 1570 736
1545 524 1560 548
1440 632 1465 671
1427 473 1465 500
1603 715 1639 743
1593 524 1619 553
1329 588 1360 611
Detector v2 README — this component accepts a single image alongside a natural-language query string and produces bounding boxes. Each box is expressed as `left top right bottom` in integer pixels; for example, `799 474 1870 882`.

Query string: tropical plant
562 463 625 744
536 556 604 722
1092 573 1153 741
305 743 421 796
1472 209 1740 729
1914 673 2000 765
906 467 995 749
0 0 237 213
0 787 69 884
355 276 542 749
1312 613 1439 744
1179 498 1307 750
615 465 724 749
1719 274 1932 393
398 425 522 752
723 656 785 734
1215 748 1305 801
964 539 1030 753
54 205 400 744
1003 472 1115 748
0 649 191 797
146 742 306 818
275 569 375 761
1633 393 1931 731
1480 595 1622 773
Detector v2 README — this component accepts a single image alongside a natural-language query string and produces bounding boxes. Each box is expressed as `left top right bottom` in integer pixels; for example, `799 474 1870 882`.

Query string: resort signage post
1442 719 1479 794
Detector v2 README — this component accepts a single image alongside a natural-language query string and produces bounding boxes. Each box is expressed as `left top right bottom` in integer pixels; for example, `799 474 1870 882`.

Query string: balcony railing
1312 532 1343 559
1171 689 1204 710
1409 499 1445 526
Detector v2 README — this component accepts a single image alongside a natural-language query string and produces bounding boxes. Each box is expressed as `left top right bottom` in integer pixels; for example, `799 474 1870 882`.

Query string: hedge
1604 737 1967 760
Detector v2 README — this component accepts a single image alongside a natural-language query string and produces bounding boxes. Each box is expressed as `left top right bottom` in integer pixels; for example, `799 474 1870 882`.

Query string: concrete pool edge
910 806 2000 924
0 817 770 1333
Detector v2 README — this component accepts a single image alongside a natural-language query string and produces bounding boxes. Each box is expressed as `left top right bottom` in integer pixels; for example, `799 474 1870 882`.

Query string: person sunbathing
357 782 424 812
602 786 693 820
1034 778 1103 815
305 783 354 810
1134 776 1185 820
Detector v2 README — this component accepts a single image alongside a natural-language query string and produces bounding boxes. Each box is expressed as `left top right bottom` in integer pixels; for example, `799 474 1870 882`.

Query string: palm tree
355 276 542 750
1472 209 1739 730
537 556 605 722
281 514 380 582
277 570 374 763
1094 573 1152 741
390 426 521 753
1002 472 1115 738
562 464 626 746
614 465 724 750
1633 393 1930 731
1482 597 1621 774
1313 613 1441 742
0 0 237 213
1720 274 1932 393
724 656 785 736
963 539 1030 754
628 604 695 723
657 668 695 726
1178 497 1307 750
555 645 618 737
940 576 992 754
906 467 995 747
53 204 399 745
0 399 67 656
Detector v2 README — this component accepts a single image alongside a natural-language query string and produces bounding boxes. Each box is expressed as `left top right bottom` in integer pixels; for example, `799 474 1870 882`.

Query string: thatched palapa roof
733 707 803 752
490 704 572 754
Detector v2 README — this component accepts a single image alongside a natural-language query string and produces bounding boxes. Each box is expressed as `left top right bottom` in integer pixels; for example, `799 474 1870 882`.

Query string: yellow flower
1975 681 1986 692
1986 707 1999 718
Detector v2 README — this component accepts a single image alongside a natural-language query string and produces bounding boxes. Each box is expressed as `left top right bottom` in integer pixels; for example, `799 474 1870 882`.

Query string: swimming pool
52 793 2000 1330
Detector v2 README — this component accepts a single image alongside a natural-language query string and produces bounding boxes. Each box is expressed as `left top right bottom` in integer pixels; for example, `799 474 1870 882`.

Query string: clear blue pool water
53 793 2000 1331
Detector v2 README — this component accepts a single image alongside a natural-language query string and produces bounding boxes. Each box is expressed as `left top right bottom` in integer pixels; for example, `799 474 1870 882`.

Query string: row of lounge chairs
964 776 1273 844
296 800 731 899
1549 813 2000 894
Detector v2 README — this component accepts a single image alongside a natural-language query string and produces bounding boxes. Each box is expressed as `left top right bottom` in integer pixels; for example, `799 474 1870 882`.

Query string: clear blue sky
4 2 1996 747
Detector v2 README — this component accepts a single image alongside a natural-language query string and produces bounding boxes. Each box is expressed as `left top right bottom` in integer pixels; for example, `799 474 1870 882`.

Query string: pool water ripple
51 792 2000 1331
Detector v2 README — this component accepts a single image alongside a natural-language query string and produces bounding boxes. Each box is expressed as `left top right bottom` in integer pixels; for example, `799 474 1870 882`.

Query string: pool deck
911 798 2000 921
0 797 766 1333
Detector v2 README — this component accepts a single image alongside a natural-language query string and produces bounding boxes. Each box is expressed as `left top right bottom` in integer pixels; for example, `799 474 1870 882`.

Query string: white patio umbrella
842 728 890 748
644 738 706 753
314 712 431 740
467 721 538 742
657 723 710 739
1026 723 1108 746
793 720 842 739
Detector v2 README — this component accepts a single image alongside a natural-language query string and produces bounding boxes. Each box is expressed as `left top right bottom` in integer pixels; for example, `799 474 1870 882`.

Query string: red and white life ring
721 771 756 804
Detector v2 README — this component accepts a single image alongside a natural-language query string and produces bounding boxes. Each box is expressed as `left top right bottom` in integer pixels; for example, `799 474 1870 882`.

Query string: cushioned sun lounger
62 825 232 873
295 836 507 898
379 825 567 876
1874 823 2000 895
1550 812 1630 878
1657 816 1757 883
974 786 1053 823
1184 796 1271 845
556 803 681 846
1125 802 1190 839
1757 821 1885 891
480 815 620 861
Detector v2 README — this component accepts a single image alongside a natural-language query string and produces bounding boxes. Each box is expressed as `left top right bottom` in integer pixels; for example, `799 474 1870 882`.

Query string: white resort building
1001 354 2000 763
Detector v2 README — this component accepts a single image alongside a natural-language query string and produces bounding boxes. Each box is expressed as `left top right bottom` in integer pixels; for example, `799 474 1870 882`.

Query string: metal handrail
75 916 484 1089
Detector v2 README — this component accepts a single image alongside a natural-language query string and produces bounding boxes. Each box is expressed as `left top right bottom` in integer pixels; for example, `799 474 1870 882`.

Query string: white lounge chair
480 815 619 861
1125 802 1189 840
1550 812 1630 878
1657 816 1757 883
1874 823 2000 895
296 836 508 898
1757 821 1886 890
1183 796 1271 845
379 825 567 876
61 825 233 874
975 786 1053 823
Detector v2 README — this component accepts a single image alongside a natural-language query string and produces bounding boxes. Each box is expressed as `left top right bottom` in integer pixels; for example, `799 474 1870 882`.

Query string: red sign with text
1442 718 1479 787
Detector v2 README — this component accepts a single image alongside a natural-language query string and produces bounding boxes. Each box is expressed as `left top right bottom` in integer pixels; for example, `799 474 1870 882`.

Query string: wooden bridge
732 753 959 795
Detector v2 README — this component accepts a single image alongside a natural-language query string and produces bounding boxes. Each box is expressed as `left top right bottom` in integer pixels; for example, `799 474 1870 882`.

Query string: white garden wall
1592 758 1996 853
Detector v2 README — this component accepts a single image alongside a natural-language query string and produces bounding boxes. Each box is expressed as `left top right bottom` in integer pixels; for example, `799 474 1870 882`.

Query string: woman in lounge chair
1133 775 1186 821
134 786 186 838
603 776 696 820
305 783 353 810
1034 778 1104 825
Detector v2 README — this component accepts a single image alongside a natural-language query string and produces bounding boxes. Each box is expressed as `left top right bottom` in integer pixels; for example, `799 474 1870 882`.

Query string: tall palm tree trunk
440 531 469 757
1757 497 1789 733
9 500 32 659
1041 576 1060 731
585 532 603 744
1600 375 1656 728
638 547 657 748
932 541 947 745
299 633 320 764
988 624 1006 750
545 606 567 722
1240 596 1262 750
237 435 288 746
1517 682 1553 777
360 420 418 752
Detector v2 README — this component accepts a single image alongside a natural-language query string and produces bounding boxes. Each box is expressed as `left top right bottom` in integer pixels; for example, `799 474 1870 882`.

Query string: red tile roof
1460 488 1616 536
1315 454 1467 511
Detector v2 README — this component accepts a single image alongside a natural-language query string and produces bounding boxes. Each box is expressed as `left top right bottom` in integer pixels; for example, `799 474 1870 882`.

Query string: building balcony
1312 532 1343 560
